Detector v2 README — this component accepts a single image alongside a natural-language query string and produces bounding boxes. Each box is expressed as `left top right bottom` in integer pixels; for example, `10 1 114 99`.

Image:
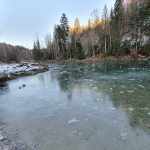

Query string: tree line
0 0 149 63
0 43 31 63
33 0 150 61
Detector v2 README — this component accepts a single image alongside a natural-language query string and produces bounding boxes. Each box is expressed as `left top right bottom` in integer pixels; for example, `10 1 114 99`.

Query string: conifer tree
102 4 109 54
74 17 81 34
112 0 124 54
60 13 69 58
33 38 42 60
54 13 69 59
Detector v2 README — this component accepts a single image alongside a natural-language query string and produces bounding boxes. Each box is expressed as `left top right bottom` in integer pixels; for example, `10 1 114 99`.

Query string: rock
0 74 8 82
0 130 4 141
22 84 26 87
0 73 8 87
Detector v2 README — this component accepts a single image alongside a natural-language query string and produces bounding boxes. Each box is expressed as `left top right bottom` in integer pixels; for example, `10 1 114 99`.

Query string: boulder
0 73 8 86
0 74 7 81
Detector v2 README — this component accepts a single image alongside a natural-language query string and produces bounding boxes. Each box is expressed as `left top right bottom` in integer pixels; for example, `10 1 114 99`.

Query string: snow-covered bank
0 125 28 149
0 62 49 84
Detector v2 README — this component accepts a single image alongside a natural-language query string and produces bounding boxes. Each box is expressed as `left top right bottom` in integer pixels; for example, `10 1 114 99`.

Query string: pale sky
0 0 115 49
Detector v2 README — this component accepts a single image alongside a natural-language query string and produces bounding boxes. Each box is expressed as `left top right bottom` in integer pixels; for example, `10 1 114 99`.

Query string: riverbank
0 125 28 149
45 55 150 64
0 55 149 85
0 62 49 86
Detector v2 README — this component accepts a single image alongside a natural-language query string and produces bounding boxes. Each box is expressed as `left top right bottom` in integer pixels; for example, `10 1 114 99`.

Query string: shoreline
0 62 49 86
0 124 29 150
0 55 149 86
45 55 150 64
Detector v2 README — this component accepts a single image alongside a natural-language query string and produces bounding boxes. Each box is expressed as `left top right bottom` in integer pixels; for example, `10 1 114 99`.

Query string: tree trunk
105 37 107 54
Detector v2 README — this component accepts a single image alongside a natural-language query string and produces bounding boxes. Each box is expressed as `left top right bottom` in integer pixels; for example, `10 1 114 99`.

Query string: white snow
0 63 42 75
119 132 128 141
68 118 80 124
122 33 149 46
127 90 134 93
121 85 126 88
129 108 134 111
95 98 101 102
120 91 125 94
110 107 117 111
137 85 145 88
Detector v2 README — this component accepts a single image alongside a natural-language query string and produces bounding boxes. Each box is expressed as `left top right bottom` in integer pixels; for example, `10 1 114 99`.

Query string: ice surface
94 107 98 110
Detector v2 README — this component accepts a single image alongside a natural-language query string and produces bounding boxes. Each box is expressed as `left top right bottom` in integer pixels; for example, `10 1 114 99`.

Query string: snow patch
127 90 134 93
0 63 43 75
137 85 144 88
119 132 128 141
129 108 134 111
111 107 117 111
68 118 80 124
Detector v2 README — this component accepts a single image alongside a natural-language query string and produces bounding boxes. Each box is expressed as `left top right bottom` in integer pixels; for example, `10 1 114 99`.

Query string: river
0 61 150 150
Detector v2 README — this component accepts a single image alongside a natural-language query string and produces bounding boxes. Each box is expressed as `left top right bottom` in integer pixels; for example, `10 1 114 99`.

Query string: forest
32 0 150 61
0 43 31 63
0 0 150 62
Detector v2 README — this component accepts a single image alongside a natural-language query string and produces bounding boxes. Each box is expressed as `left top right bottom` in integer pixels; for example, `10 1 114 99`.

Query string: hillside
0 43 32 63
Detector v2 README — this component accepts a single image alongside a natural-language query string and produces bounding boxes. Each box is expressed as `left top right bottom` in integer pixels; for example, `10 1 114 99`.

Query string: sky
0 0 115 49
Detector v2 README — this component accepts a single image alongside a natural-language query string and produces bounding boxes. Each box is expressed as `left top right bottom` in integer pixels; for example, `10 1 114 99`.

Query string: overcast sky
0 0 115 49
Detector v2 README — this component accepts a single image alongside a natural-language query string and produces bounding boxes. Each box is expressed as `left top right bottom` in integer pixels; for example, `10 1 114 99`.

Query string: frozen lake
0 61 150 150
